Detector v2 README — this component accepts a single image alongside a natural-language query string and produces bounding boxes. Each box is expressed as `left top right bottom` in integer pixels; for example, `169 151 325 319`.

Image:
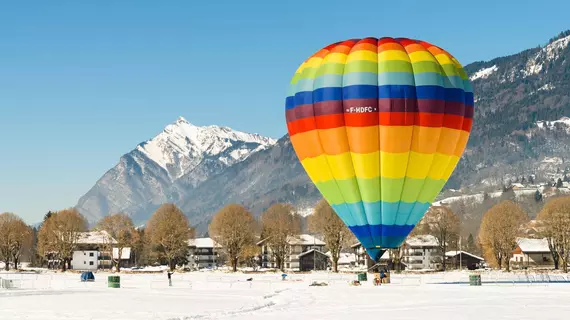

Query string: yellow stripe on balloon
301 156 335 183
301 151 462 182
405 152 435 179
323 52 348 64
350 152 380 179
325 153 356 180
346 50 378 63
378 50 411 62
408 51 438 64
442 156 461 180
434 53 454 65
380 152 410 179
304 57 324 69
426 153 453 180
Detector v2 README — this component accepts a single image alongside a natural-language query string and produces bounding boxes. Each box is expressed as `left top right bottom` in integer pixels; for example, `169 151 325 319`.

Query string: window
89 261 94 266
84 261 86 264
89 252 94 257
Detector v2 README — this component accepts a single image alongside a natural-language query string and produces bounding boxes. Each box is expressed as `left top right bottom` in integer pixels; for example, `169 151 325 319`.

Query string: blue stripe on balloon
332 201 431 227
285 85 470 110
350 224 415 238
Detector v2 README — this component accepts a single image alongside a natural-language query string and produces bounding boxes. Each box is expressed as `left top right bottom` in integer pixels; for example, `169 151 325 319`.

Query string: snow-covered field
1 270 570 319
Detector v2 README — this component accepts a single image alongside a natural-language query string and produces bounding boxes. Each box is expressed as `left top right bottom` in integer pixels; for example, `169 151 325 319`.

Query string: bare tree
0 213 20 270
146 204 193 271
478 200 528 271
260 203 301 271
537 196 570 272
95 213 138 272
10 219 33 270
241 244 261 271
209 204 257 272
308 199 351 273
37 208 87 271
424 206 460 271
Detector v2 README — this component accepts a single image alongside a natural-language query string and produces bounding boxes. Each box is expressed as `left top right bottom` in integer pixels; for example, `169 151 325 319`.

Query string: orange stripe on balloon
290 130 324 159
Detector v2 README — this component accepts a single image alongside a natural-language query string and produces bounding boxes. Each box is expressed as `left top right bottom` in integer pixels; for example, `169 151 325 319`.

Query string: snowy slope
136 117 275 180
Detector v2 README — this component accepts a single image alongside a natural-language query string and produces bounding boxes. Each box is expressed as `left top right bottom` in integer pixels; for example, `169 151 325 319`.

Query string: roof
112 247 132 260
257 234 326 246
516 238 550 253
298 249 328 258
445 250 484 261
287 234 325 246
77 231 117 245
187 237 221 248
405 235 439 247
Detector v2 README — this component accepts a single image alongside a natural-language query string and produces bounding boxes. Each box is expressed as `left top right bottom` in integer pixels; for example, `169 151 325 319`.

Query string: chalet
257 234 326 270
511 238 554 268
187 237 221 270
70 231 133 271
445 251 485 270
402 235 441 271
298 249 329 271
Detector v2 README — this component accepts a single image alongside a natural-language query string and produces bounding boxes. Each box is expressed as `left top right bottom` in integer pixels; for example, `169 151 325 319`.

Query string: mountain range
76 30 570 234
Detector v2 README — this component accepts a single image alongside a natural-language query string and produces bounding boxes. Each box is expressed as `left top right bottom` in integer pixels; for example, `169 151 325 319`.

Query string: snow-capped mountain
75 117 276 224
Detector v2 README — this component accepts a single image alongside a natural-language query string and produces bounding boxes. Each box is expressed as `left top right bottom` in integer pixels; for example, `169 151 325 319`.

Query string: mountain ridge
77 30 570 234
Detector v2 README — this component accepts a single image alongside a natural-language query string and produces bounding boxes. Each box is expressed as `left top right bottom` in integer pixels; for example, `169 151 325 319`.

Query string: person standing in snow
167 271 173 287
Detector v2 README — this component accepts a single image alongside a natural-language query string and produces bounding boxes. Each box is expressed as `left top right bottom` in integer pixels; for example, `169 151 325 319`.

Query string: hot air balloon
285 37 473 262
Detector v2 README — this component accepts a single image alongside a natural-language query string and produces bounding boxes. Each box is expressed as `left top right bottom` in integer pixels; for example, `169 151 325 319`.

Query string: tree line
0 198 353 273
4 193 568 273
410 195 570 273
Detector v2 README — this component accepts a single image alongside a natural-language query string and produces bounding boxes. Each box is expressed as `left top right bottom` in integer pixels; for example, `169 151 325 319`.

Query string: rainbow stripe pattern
285 37 474 261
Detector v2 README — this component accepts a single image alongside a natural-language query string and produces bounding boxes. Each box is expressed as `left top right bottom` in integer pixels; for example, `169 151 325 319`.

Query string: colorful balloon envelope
285 37 474 261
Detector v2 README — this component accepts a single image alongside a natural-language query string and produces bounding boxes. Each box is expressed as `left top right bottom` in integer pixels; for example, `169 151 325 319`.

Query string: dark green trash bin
108 275 120 288
358 272 367 281
469 274 481 286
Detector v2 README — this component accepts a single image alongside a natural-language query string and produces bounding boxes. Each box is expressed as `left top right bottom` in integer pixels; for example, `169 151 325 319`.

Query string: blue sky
1 0 569 223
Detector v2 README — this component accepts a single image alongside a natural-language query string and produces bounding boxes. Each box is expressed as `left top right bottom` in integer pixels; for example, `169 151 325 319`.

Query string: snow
287 234 325 246
538 83 555 91
326 252 357 265
135 116 277 179
406 235 439 247
298 249 327 257
516 238 550 253
469 64 498 81
1 270 570 319
77 231 116 244
522 35 570 77
188 237 221 248
295 207 314 217
445 251 484 261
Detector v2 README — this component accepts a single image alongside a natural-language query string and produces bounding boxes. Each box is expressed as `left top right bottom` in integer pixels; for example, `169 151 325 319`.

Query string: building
298 249 329 271
511 238 554 268
445 251 485 270
71 231 117 271
402 235 441 270
187 237 221 270
257 234 326 270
